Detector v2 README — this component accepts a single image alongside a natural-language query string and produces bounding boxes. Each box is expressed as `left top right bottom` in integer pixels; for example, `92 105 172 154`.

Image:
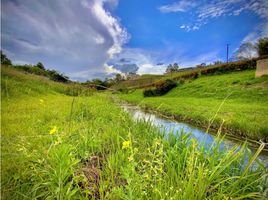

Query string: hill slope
113 59 257 89
1 65 92 98
118 70 268 141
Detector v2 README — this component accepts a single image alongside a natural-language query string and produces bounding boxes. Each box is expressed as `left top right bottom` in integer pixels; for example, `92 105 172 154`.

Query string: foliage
257 37 268 57
143 79 177 97
35 62 45 70
114 73 125 82
166 63 179 73
0 53 69 83
199 59 256 75
213 60 223 65
1 51 12 65
46 69 69 82
84 78 111 90
13 64 70 82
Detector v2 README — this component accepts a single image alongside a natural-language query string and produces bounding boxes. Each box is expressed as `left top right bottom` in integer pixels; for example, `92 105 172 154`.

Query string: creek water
121 104 268 166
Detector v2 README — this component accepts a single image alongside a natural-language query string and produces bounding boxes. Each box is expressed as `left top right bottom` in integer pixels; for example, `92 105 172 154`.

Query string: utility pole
226 44 230 63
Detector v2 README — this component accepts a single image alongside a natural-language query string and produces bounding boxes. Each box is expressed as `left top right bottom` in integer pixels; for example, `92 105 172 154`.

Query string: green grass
1 66 93 98
2 67 268 199
112 59 256 89
117 70 268 141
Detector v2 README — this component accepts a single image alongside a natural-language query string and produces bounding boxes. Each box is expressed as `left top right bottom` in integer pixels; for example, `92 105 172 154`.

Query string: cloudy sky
1 0 268 81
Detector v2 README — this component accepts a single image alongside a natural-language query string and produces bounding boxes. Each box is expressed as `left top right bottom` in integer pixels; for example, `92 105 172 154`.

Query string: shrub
14 65 70 83
1 51 12 65
144 79 177 97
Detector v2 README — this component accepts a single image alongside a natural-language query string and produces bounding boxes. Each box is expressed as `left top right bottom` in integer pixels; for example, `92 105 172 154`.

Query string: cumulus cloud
137 63 166 75
1 0 128 81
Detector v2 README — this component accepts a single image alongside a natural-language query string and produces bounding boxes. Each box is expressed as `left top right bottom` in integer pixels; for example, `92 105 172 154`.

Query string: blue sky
2 0 268 81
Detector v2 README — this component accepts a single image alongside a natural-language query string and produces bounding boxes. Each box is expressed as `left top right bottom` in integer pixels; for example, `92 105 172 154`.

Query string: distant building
256 58 268 77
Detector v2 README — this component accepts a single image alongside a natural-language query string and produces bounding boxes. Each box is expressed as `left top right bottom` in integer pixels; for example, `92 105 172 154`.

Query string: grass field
1 67 268 199
117 70 268 141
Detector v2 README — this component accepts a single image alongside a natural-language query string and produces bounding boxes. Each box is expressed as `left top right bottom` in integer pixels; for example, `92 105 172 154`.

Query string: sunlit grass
117 70 268 140
1 67 268 199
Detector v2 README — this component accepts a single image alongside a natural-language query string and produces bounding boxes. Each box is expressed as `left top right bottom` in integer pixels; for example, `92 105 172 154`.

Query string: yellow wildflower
122 140 131 149
39 99 44 103
49 126 58 135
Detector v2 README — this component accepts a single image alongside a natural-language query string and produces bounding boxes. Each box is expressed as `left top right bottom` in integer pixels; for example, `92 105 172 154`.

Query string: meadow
1 66 268 199
117 70 268 142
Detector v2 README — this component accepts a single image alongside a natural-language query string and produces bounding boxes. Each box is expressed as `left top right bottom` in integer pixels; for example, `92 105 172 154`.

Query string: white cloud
179 24 200 31
159 0 268 32
104 63 123 74
159 0 197 13
137 63 166 75
1 0 128 80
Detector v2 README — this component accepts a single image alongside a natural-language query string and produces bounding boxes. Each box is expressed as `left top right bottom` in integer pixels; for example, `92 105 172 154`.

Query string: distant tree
114 73 124 83
126 72 138 80
257 37 268 57
213 61 223 65
196 63 206 68
47 69 69 82
84 78 111 90
235 42 257 60
35 62 45 70
166 63 179 73
1 51 12 65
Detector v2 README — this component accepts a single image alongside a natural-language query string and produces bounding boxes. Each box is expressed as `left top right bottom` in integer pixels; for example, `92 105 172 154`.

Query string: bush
14 65 69 83
200 59 256 76
1 51 12 65
143 79 177 97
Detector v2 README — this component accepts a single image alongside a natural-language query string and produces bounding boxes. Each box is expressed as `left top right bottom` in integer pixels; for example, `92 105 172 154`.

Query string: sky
1 0 268 81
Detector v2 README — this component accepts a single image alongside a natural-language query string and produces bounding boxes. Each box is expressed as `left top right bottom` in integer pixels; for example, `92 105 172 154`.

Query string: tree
166 63 179 73
114 73 124 83
235 42 257 60
196 63 206 68
46 69 69 82
257 37 268 57
1 51 12 65
35 62 45 70
213 61 223 65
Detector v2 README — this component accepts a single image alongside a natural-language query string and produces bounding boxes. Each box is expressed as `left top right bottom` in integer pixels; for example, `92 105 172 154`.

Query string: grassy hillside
117 70 268 141
113 59 256 89
2 67 268 199
1 66 92 98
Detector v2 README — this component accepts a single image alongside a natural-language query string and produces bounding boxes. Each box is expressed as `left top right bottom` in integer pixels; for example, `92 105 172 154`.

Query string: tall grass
1 67 267 199
2 94 267 199
117 70 268 140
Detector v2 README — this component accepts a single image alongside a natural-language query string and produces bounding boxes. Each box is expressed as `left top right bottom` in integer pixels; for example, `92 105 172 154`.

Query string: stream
121 104 268 166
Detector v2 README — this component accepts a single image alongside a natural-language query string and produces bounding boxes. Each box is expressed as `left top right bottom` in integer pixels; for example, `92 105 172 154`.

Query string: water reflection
122 104 268 166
